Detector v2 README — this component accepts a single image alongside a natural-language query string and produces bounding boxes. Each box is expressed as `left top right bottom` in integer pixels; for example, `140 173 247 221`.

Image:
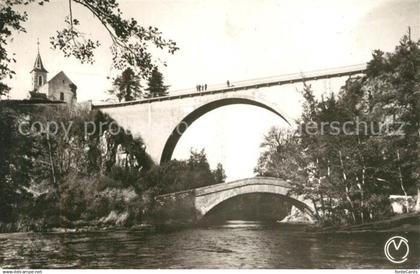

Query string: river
0 221 419 269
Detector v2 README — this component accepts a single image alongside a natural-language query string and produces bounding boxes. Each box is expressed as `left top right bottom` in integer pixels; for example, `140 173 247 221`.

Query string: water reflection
0 222 419 268
220 220 267 228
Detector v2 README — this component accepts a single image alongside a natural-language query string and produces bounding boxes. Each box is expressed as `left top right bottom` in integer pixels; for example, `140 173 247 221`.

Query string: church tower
30 41 48 91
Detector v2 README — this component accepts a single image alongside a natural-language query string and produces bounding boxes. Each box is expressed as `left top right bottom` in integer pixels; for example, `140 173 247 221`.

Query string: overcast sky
4 0 419 180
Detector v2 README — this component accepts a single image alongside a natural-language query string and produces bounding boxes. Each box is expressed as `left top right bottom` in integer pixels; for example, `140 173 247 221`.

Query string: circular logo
384 236 409 264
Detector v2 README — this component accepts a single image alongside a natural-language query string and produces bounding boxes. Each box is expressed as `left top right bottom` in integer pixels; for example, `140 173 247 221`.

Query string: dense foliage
140 149 226 194
0 105 149 230
0 105 225 231
255 34 420 225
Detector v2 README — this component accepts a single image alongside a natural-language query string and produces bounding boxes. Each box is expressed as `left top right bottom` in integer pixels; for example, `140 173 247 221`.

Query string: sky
4 0 420 181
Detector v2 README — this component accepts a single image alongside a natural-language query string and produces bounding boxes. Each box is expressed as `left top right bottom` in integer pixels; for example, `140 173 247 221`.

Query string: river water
0 221 419 269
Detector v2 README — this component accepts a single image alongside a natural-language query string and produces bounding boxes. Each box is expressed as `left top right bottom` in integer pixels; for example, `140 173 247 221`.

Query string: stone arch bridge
93 64 366 164
154 177 316 223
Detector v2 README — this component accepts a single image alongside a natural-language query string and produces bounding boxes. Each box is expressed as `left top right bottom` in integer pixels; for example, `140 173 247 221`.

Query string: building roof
48 71 76 86
30 52 48 73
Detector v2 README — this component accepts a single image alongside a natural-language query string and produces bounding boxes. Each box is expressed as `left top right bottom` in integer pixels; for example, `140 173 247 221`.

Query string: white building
30 49 77 105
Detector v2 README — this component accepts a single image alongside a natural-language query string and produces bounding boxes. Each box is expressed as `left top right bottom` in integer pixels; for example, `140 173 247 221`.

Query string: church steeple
30 39 48 91
32 52 48 73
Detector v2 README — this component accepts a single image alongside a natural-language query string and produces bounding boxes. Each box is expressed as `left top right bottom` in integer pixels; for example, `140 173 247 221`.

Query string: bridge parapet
194 177 290 196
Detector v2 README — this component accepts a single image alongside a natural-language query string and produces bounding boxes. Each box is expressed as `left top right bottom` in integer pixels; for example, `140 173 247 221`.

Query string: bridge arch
154 177 317 224
160 97 289 163
193 177 316 221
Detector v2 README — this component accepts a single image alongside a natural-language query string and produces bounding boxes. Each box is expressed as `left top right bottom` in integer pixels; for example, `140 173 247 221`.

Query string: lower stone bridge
154 177 316 224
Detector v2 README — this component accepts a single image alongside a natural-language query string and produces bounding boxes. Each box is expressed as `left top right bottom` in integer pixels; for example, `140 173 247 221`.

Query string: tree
256 84 396 225
255 34 420 225
109 68 142 102
140 149 225 194
145 67 169 98
366 34 420 211
213 163 226 184
0 0 178 96
255 127 303 181
186 148 216 188
0 2 27 96
0 107 34 222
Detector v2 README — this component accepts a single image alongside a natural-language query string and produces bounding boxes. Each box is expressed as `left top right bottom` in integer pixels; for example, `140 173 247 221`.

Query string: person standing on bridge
227 80 230 87
204 84 207 91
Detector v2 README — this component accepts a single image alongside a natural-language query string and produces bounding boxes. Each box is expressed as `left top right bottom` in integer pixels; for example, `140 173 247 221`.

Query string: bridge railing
93 63 367 109
170 63 367 95
154 177 290 200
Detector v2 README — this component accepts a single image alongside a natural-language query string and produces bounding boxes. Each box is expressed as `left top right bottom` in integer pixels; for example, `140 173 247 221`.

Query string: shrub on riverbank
0 106 154 232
